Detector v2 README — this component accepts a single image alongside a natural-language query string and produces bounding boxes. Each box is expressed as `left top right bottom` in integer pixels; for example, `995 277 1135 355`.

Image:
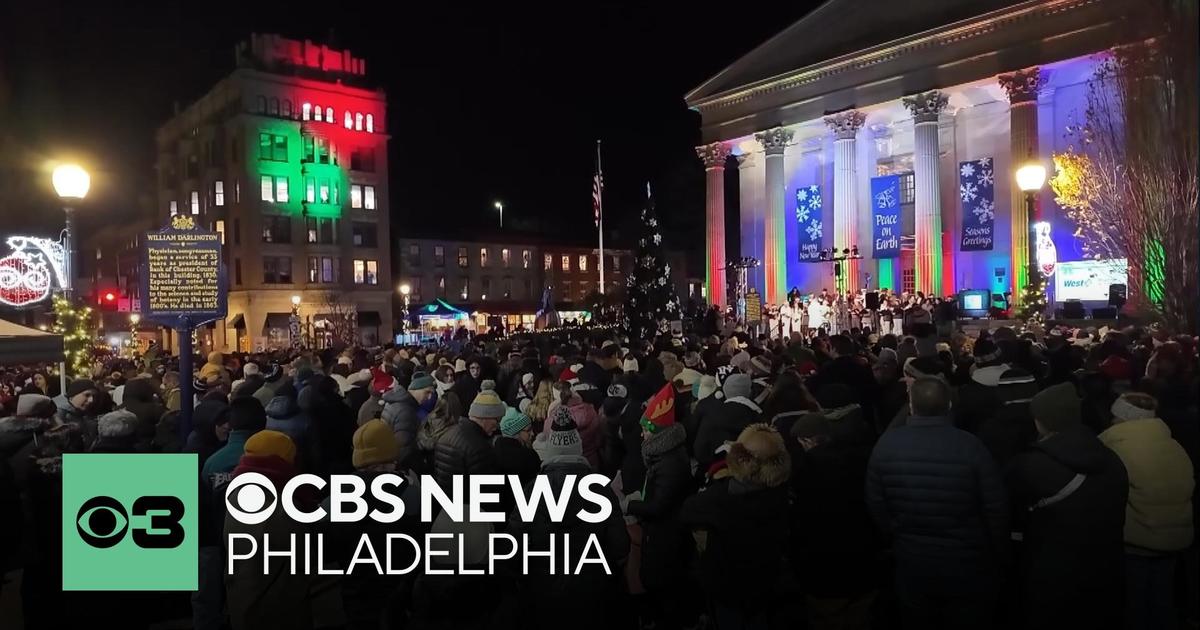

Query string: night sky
0 2 818 271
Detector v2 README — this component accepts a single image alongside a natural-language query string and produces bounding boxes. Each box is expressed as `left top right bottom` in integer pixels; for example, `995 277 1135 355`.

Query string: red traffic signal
104 292 116 302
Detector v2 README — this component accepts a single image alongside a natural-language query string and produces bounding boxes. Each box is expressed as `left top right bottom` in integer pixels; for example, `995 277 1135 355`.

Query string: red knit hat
558 367 578 383
639 383 676 433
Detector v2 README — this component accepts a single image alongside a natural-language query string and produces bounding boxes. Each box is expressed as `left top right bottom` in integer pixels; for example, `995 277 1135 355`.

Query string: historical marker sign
745 288 762 325
140 214 227 327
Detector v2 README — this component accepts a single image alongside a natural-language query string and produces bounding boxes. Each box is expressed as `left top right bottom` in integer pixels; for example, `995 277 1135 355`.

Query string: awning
229 314 245 329
357 311 382 326
416 298 469 318
0 319 65 365
263 313 292 331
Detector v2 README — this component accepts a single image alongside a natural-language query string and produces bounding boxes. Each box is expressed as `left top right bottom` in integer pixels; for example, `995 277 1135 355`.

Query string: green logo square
62 453 198 591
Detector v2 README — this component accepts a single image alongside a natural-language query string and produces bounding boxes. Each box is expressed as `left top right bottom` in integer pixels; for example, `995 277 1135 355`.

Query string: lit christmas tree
52 294 94 378
1016 267 1048 326
622 187 680 341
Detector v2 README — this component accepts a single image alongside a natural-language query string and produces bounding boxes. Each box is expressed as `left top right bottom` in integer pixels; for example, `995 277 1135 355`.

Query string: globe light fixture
1015 161 1047 193
52 164 90 199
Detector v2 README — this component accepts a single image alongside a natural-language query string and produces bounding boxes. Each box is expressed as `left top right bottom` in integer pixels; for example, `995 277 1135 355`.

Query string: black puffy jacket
432 418 496 490
866 415 1008 572
693 397 761 470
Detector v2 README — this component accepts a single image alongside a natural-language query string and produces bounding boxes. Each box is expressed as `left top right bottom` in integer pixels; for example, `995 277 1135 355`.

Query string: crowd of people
732 287 965 341
0 314 1197 630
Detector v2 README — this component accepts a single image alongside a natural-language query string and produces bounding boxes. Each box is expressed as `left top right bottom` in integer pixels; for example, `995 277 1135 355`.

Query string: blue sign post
140 215 227 439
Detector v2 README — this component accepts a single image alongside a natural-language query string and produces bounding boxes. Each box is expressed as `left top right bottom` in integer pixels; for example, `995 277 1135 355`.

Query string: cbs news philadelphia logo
62 454 197 591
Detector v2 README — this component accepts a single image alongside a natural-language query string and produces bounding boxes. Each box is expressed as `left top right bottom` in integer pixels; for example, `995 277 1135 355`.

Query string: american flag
592 172 603 227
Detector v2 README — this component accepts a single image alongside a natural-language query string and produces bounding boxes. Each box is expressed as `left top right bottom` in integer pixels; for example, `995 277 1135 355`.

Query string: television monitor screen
963 293 984 311
958 289 991 317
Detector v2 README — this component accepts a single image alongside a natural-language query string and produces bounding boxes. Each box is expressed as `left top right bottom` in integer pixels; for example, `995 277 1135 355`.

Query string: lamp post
52 164 89 394
1015 156 1047 317
290 294 302 349
52 164 89 300
399 283 411 335
494 201 504 229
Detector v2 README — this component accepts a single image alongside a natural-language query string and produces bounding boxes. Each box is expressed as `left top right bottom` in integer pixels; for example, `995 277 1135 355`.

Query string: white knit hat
622 357 639 373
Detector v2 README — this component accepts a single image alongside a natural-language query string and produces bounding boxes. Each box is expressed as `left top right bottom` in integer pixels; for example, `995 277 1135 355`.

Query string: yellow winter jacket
1100 417 1195 552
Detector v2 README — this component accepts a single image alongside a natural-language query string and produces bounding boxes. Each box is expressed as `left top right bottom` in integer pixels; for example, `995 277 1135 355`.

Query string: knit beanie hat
244 429 296 464
97 410 139 439
16 393 54 417
500 407 532 437
749 355 772 377
622 357 639 373
408 371 435 391
684 351 702 368
723 373 752 400
454 359 468 373
370 367 395 395
730 351 751 373
545 406 583 455
468 382 505 419
696 374 719 401
1111 392 1157 422
243 362 261 377
66 379 98 399
876 348 898 367
1030 381 1082 432
352 419 400 468
192 377 210 395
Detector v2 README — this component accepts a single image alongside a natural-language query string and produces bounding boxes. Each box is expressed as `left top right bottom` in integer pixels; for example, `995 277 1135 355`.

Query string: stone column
696 142 731 306
736 153 763 297
903 90 949 296
999 68 1042 307
755 127 793 304
824 110 866 294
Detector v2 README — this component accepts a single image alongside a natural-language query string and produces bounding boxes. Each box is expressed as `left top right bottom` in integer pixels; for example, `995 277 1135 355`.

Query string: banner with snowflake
870 175 901 259
959 157 995 251
795 185 823 262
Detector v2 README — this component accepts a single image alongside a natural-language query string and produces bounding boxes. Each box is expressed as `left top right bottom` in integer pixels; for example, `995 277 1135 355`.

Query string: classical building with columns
687 0 1133 308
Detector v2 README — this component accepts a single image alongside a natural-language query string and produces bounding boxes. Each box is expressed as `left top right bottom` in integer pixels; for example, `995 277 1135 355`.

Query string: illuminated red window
302 102 311 120
366 114 374 133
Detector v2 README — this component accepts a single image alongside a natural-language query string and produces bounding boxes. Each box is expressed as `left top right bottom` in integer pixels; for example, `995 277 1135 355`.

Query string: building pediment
686 0 1132 142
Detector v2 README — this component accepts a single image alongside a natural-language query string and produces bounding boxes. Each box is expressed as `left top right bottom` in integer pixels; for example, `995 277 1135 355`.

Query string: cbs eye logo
76 494 186 549
225 473 279 524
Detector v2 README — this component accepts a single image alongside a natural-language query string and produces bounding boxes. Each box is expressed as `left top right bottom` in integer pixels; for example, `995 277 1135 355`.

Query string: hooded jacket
432 418 496 490
693 396 762 470
265 394 309 451
1007 425 1128 628
1099 417 1195 552
680 425 790 607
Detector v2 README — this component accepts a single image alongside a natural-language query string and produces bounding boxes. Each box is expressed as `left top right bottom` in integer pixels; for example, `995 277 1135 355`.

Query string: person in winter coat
1005 382 1128 630
807 334 878 420
431 384 501 490
686 374 722 459
493 407 540 484
225 431 339 630
973 365 1039 470
120 377 165 450
252 364 285 409
300 374 356 477
693 374 761 470
199 351 230 385
626 384 694 630
356 367 394 426
264 382 310 467
449 358 481 409
866 376 1008 629
787 412 881 630
508 408 631 630
381 371 436 470
322 420 422 630
417 391 462 465
186 400 230 466
680 423 790 629
525 376 555 431
1099 392 1195 630
341 369 372 423
194 397 265 630
54 379 99 445
541 382 604 469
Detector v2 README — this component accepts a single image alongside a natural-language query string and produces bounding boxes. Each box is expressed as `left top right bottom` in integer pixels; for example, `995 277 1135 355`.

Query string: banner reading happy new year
959 157 995 251
795 185 823 262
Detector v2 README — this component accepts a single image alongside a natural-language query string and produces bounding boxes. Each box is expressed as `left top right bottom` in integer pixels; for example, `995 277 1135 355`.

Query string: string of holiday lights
51 294 94 378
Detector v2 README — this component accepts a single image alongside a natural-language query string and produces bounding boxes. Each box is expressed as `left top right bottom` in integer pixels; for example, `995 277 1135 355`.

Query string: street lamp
1016 156 1047 317
494 201 504 229
290 295 302 349
399 283 411 334
52 164 89 300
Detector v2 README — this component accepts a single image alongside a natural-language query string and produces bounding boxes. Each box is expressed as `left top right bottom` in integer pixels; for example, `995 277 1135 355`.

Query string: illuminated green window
258 133 287 162
302 135 315 162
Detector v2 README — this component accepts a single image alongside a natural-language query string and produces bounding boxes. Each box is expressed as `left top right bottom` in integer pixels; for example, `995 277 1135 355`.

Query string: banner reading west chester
870 175 901 259
959 157 995 251
795 185 823 262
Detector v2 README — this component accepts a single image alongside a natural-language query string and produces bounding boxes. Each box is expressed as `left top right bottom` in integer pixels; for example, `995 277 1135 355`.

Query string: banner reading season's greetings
870 175 901 258
959 157 995 251
795 185 823 262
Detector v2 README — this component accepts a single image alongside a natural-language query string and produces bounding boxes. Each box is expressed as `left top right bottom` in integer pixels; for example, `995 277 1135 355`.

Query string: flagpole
596 139 605 295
